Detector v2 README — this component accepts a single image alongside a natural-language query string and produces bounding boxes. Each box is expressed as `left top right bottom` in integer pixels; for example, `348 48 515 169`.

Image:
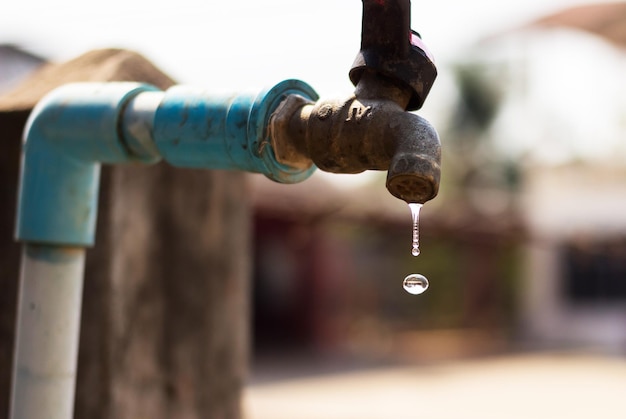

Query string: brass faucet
270 0 441 204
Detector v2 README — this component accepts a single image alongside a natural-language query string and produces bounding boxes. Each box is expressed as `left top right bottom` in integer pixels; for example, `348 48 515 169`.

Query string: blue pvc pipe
153 79 318 183
16 79 318 247
16 83 160 246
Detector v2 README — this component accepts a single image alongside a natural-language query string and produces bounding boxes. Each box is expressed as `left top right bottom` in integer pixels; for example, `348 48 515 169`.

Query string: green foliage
452 63 503 132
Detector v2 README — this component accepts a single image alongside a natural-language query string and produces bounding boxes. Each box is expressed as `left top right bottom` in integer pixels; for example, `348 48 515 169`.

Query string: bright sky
1 0 599 98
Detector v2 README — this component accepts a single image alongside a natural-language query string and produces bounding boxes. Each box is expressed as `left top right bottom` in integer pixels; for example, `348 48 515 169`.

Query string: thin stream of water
405 203 429 295
409 203 422 257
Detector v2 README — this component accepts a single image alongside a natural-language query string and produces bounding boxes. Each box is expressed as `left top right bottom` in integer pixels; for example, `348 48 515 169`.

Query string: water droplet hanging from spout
408 203 423 256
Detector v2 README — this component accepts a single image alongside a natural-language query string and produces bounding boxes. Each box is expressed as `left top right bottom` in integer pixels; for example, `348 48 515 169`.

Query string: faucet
270 0 441 204
10 2 440 418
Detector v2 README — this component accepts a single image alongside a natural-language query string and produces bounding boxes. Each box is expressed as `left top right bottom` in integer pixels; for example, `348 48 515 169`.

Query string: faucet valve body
271 0 441 204
271 83 440 204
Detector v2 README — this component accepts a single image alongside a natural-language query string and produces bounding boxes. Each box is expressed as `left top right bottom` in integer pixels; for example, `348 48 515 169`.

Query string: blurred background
2 0 626 418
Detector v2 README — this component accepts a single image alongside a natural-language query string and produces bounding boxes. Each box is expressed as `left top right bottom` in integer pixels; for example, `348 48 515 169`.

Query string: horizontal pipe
12 79 320 419
16 80 319 246
151 80 318 183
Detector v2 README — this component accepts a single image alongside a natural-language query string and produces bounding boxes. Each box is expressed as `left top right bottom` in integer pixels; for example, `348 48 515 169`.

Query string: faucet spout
385 108 441 203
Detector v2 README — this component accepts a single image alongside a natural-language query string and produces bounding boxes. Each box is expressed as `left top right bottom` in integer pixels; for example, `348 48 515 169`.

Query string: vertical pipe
10 244 86 419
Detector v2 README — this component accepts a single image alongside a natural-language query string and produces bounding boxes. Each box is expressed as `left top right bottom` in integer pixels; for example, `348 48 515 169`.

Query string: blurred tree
431 59 523 331
442 61 521 214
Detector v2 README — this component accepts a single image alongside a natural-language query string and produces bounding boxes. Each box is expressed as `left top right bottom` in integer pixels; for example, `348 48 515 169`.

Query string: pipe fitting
17 80 319 246
16 82 159 246
350 0 437 111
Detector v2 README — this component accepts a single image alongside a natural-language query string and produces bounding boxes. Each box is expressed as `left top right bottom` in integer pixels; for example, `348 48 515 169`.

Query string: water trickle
403 273 429 295
408 203 423 257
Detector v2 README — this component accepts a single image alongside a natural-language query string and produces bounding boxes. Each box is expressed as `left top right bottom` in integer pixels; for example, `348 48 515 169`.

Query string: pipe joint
16 82 159 246
152 79 318 183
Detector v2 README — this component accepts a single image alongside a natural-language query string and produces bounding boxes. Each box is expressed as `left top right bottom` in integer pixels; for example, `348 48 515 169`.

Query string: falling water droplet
408 203 423 257
403 274 429 295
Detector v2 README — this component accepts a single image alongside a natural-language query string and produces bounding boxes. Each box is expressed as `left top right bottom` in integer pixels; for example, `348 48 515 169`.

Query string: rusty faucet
270 0 441 204
9 2 440 417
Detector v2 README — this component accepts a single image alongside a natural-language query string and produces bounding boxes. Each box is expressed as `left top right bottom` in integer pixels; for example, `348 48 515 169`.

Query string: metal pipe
350 0 438 111
10 245 85 419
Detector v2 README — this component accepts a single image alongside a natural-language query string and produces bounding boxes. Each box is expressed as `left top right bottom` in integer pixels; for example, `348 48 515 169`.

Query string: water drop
403 274 429 295
408 203 423 257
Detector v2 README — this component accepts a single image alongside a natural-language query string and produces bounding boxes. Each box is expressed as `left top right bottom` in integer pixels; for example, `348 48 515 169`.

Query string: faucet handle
349 0 437 111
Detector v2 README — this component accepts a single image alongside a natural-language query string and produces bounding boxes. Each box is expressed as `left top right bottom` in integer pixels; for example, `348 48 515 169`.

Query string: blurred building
461 2 626 350
0 45 45 93
523 163 626 348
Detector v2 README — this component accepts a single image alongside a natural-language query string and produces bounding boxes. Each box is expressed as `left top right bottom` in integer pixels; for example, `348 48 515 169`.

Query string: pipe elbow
17 83 157 246
274 95 399 173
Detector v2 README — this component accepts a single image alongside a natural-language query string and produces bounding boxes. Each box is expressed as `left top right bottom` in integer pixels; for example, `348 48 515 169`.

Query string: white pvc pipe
10 244 86 419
